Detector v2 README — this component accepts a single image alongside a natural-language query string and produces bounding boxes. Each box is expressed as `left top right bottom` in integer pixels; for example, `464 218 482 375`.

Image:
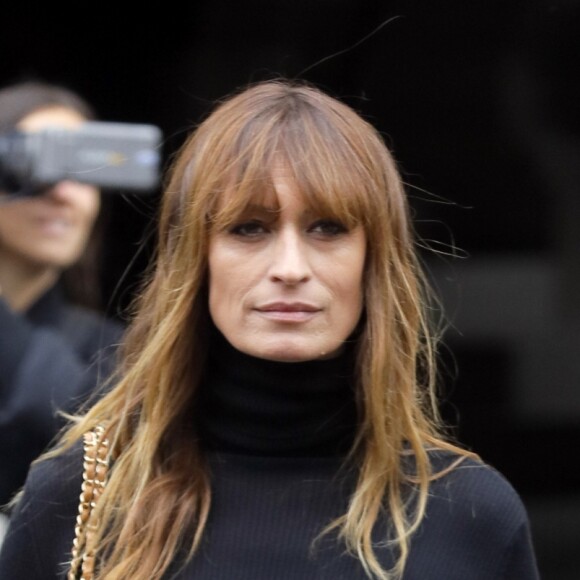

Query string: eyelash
229 221 266 237
229 219 348 238
309 219 348 236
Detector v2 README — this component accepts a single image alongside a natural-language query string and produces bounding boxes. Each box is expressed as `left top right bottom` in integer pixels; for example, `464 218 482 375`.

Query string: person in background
0 79 539 579
0 81 124 514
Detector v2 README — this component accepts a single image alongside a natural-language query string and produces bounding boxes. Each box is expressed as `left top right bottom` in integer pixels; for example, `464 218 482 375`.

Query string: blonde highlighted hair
53 79 473 579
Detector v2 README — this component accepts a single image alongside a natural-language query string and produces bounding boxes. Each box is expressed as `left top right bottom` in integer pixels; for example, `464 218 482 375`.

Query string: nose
41 180 79 203
268 227 311 285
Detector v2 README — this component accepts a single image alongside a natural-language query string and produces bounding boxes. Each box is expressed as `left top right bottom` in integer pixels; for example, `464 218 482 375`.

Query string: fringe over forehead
167 80 407 241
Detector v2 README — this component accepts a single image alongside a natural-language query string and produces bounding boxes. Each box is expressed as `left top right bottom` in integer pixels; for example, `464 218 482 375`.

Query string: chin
29 254 80 270
243 339 340 363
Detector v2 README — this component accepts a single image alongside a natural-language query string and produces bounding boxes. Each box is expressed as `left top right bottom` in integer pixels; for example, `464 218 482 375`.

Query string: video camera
0 121 163 198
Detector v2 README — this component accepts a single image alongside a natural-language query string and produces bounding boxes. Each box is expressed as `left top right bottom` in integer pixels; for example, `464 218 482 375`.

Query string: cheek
208 269 229 322
335 242 366 322
207 265 251 343
80 189 101 227
339 278 365 323
0 205 30 243
207 244 243 325
208 239 263 302
333 239 366 292
208 258 255 318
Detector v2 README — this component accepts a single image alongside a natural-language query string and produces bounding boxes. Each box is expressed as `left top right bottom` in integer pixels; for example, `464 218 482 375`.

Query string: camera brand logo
76 150 128 167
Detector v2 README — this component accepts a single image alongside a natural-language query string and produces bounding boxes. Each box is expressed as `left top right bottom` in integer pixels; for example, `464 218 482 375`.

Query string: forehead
17 106 86 132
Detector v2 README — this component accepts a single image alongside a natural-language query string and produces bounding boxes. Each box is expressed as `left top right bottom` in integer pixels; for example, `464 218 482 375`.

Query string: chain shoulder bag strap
68 424 110 580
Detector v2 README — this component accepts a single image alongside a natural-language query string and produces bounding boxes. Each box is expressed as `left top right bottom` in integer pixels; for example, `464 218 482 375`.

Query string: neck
197 330 358 457
0 250 58 311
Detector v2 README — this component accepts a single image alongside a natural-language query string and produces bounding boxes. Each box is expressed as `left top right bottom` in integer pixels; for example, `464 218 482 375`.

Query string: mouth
255 302 321 322
36 217 74 236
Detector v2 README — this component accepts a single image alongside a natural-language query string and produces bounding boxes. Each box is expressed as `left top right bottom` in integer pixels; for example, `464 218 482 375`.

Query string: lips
36 216 74 237
255 302 321 322
257 302 320 312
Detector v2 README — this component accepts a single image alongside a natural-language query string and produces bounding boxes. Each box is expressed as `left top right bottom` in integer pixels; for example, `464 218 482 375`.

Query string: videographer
0 81 125 521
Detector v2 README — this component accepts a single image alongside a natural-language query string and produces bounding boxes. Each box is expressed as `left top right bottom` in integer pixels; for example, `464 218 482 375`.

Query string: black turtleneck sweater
0 335 540 579
197 332 358 457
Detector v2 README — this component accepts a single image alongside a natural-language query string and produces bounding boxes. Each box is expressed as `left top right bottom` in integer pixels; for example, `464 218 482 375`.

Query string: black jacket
0 286 123 506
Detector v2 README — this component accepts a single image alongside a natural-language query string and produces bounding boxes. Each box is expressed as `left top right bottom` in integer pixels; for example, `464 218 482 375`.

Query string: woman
0 81 124 509
0 80 539 579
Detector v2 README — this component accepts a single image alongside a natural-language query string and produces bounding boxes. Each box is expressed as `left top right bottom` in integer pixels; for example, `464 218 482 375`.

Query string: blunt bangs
203 89 386 233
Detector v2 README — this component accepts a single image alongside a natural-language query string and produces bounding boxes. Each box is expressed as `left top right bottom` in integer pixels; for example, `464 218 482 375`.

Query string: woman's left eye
229 221 267 237
309 219 348 236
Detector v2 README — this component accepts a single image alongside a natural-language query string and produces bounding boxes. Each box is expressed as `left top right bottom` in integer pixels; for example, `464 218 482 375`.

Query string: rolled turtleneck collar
197 330 358 457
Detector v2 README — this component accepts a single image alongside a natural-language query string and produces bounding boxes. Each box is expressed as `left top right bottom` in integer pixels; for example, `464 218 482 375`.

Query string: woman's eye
229 221 267 237
309 219 348 236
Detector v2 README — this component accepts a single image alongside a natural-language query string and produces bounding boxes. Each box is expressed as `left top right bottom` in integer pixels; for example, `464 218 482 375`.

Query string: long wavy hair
55 79 473 579
0 80 103 309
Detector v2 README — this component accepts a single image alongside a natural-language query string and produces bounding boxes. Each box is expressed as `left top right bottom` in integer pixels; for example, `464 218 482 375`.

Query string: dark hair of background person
0 80 105 310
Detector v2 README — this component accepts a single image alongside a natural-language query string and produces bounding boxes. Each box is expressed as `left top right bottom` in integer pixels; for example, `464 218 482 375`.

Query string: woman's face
0 107 100 272
208 167 366 362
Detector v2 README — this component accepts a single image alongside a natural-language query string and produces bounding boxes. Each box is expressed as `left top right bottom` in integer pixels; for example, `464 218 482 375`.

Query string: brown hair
55 79 473 579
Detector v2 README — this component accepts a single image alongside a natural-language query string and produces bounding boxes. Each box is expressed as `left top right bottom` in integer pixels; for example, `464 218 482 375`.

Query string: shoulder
61 304 124 346
0 441 84 578
404 451 539 579
10 439 84 522
57 304 125 367
427 452 529 528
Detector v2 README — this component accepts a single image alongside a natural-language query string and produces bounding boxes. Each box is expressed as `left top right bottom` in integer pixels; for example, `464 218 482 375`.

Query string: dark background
2 1 579 577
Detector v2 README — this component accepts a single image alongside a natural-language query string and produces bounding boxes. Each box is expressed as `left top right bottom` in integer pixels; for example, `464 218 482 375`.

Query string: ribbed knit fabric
0 332 540 579
172 332 540 579
197 329 358 457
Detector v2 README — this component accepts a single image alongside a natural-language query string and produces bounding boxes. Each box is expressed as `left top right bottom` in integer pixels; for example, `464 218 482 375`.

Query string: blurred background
1 1 578 577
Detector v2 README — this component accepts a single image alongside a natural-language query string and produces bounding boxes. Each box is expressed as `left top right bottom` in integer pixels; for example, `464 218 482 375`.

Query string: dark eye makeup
309 219 348 236
229 220 267 237
227 217 349 238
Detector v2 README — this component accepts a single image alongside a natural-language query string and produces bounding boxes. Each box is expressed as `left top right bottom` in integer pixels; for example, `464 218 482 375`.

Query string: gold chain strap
68 424 110 580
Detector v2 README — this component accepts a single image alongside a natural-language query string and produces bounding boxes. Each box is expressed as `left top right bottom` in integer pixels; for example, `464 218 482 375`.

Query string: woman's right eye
229 221 267 237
